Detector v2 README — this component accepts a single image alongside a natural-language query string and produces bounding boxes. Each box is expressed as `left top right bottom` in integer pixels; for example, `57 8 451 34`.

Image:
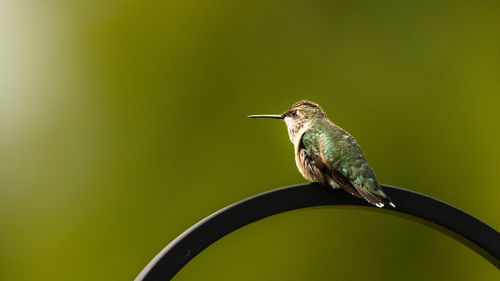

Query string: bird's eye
290 110 297 117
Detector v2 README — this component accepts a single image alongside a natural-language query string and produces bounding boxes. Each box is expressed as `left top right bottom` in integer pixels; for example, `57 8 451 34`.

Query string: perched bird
249 100 395 208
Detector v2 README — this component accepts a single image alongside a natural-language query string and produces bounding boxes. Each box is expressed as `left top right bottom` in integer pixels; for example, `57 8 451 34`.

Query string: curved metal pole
135 183 500 281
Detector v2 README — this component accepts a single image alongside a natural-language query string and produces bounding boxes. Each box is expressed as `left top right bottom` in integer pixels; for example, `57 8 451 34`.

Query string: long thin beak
247 114 283 119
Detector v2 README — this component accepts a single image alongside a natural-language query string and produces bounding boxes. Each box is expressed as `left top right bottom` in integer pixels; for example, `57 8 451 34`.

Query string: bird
248 100 395 208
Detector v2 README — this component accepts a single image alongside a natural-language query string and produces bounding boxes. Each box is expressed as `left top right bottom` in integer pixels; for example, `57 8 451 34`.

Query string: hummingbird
249 100 395 208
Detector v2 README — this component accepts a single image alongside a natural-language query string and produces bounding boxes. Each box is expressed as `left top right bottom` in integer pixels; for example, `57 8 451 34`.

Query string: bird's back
304 119 392 207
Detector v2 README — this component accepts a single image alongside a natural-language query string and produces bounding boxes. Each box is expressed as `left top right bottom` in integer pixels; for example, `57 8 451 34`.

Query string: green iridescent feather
301 119 387 201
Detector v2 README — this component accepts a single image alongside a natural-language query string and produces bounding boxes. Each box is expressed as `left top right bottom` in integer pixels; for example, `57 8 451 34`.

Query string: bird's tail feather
352 183 396 208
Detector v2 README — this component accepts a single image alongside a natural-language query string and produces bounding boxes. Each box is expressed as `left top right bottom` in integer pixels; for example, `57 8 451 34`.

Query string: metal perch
135 183 500 281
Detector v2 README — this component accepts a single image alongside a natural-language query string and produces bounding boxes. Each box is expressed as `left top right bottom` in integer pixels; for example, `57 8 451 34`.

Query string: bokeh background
1 1 499 280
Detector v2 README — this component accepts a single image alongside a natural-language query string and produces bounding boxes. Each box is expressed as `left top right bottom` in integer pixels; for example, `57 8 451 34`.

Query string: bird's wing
329 166 362 197
312 124 390 207
300 128 360 196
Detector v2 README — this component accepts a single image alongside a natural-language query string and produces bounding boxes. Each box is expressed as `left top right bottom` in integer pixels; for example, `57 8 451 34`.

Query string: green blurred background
1 0 499 280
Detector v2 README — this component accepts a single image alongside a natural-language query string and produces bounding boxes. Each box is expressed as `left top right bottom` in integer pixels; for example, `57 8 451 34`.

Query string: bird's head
248 100 328 143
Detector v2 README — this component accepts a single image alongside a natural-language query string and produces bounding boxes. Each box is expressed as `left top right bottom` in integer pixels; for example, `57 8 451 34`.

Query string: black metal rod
135 183 500 281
